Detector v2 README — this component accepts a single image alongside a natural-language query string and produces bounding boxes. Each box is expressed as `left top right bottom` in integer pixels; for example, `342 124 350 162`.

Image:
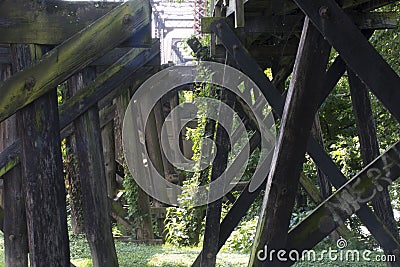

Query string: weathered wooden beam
17 45 70 266
202 12 397 33
72 67 118 266
286 141 400 266
128 103 156 240
293 0 400 122
0 0 151 124
0 0 119 45
201 90 235 266
0 61 28 267
225 0 392 18
349 69 400 254
250 17 331 266
59 42 159 130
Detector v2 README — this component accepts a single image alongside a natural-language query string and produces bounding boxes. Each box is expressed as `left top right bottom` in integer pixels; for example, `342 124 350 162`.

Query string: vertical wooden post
65 78 85 235
348 69 400 258
310 116 332 199
73 68 118 266
249 18 331 266
15 44 70 266
64 136 85 234
100 106 117 198
1 57 29 267
127 102 155 240
201 89 235 267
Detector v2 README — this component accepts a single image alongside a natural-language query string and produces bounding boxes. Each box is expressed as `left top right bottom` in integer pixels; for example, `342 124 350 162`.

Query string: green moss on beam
0 0 151 123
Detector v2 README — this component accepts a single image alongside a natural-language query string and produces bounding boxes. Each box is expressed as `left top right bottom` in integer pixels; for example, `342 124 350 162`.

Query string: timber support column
249 17 331 266
1 56 29 267
73 68 119 266
16 44 70 266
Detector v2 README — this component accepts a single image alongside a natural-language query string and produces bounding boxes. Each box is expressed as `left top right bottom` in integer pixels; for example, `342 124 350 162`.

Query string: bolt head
319 6 330 18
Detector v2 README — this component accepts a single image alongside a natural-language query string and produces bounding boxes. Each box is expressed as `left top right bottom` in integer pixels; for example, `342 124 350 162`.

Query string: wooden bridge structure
0 0 399 266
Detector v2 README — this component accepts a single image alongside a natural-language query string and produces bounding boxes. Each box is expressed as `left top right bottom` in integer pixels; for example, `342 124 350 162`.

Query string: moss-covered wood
59 42 159 129
17 45 70 266
0 0 119 45
0 0 151 124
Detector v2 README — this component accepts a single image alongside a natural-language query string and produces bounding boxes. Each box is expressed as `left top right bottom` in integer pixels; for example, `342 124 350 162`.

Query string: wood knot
8 235 15 241
207 253 213 259
280 187 288 195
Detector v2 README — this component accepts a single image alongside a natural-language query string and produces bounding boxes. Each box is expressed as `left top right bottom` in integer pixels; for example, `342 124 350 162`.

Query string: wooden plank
201 90 236 267
100 105 117 197
0 0 151 124
128 103 155 240
348 69 400 250
0 61 28 267
17 45 70 266
72 67 118 266
202 12 396 33
292 0 400 123
0 0 119 45
286 141 400 266
249 17 331 266
99 104 116 129
59 42 159 130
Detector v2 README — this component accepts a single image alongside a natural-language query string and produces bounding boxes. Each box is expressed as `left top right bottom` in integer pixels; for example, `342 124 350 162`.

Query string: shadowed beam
249 17 332 266
292 0 400 122
0 0 151 124
285 141 400 266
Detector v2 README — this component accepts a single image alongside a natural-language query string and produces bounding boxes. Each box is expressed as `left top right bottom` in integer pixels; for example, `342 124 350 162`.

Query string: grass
0 233 249 267
0 233 392 266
